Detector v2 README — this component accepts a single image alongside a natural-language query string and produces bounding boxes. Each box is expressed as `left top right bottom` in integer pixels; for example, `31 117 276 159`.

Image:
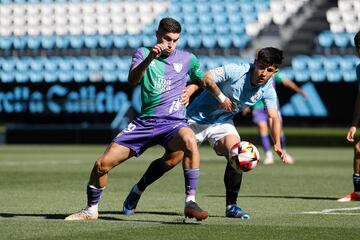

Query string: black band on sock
224 161 243 206
353 174 360 192
137 157 173 192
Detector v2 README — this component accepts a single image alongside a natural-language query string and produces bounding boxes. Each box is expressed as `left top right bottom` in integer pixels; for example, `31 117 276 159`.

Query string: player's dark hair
354 31 360 48
158 17 182 33
256 47 283 69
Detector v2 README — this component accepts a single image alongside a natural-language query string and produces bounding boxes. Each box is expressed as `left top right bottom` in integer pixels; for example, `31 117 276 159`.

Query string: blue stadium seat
84 35 99 49
41 36 56 49
232 34 249 48
74 71 88 82
310 70 326 82
127 35 142 49
187 35 202 48
343 70 357 82
27 36 42 50
0 71 15 83
0 37 12 50
307 55 324 70
55 36 70 49
44 71 57 83
292 55 309 70
15 71 29 83
69 35 84 49
318 31 333 48
217 35 232 48
29 71 43 83
294 71 310 82
202 35 217 49
99 35 113 49
13 37 27 50
113 35 128 49
333 33 350 48
323 55 341 70
326 70 342 82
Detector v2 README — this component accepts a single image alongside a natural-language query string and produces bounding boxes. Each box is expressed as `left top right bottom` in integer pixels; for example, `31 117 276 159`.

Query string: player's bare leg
337 141 360 202
168 127 208 221
65 143 134 220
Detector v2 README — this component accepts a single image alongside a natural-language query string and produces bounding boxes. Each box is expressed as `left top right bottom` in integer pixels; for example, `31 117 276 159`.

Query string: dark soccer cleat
225 205 250 219
184 201 208 221
123 185 141 215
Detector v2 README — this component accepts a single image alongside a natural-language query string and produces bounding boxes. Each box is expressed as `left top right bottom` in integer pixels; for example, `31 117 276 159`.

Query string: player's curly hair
158 17 182 34
256 47 283 69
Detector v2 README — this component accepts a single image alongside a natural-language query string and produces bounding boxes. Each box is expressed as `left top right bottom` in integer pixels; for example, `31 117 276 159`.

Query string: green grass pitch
0 144 359 240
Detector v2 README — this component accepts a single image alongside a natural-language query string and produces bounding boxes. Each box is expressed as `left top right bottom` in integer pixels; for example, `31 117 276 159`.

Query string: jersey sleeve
274 72 284 84
262 83 278 109
188 54 205 82
131 48 147 68
209 63 246 83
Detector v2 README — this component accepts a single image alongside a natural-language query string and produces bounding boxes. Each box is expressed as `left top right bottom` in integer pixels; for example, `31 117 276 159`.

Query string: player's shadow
205 194 338 201
0 212 200 225
0 213 67 219
99 211 201 225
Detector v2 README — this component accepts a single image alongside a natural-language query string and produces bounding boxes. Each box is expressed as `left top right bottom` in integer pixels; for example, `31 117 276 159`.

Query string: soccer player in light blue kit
123 47 288 219
65 17 227 221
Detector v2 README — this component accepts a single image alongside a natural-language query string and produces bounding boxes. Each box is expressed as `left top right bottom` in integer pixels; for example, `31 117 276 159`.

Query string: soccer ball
228 141 260 173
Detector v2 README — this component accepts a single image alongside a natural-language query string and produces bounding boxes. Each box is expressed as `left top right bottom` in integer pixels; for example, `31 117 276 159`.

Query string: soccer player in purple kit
65 17 229 221
122 47 288 219
337 31 360 202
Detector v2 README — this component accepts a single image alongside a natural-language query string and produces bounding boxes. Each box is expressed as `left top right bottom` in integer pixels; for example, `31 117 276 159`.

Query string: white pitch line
302 207 360 215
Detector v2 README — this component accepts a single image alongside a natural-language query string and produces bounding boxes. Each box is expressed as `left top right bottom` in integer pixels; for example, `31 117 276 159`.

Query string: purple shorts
252 109 268 124
113 117 189 157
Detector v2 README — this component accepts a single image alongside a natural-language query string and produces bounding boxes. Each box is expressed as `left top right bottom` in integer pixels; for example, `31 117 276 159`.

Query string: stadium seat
318 31 333 48
326 70 342 82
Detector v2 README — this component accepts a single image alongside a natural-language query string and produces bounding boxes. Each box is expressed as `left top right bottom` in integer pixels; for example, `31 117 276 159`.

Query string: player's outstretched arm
200 71 235 112
267 108 287 163
282 79 307 98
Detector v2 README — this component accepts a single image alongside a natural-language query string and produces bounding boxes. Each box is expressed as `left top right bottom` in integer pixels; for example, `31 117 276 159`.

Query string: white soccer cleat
285 152 295 164
263 152 274 165
64 208 98 221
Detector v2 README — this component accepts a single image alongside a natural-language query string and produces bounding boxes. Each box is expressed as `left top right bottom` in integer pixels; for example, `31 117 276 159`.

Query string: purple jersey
131 47 204 120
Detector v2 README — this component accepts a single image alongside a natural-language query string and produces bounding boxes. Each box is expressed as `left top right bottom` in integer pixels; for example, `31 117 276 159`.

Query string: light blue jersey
187 63 278 124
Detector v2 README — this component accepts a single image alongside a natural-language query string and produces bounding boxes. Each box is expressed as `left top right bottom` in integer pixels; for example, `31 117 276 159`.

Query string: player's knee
94 159 111 175
355 142 360 158
182 134 198 153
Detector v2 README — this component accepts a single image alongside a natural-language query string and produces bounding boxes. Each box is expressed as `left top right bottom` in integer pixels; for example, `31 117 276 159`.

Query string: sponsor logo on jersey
173 63 183 73
215 67 224 75
250 92 261 103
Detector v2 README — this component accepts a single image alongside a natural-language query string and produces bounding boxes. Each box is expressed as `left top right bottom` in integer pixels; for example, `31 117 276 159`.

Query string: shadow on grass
205 194 338 200
0 212 201 225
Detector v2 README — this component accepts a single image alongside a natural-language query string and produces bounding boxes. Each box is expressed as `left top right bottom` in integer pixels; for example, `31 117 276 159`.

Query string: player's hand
149 43 166 59
273 144 287 163
220 98 236 112
241 107 251 116
300 90 307 99
346 126 357 142
181 89 190 106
